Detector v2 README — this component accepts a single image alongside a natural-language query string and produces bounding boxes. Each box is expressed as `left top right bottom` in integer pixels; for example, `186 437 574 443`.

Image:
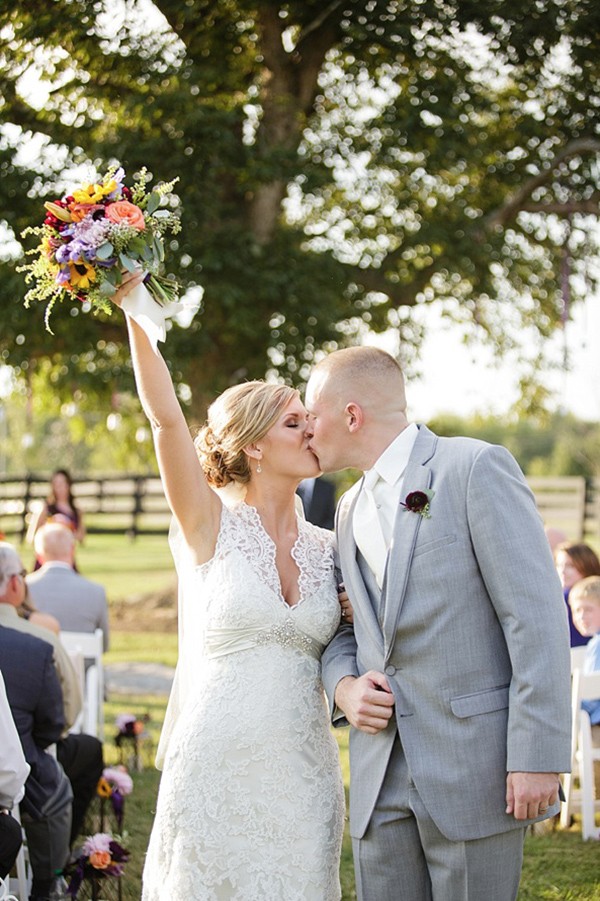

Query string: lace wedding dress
142 502 345 900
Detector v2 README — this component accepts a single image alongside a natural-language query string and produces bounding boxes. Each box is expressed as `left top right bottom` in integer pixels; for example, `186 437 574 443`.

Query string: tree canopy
1 0 598 417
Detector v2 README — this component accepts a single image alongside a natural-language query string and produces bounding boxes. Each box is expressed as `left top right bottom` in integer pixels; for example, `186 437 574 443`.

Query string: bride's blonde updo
195 381 299 487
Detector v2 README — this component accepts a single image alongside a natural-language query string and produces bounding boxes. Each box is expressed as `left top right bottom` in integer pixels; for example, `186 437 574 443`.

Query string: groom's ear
345 402 363 433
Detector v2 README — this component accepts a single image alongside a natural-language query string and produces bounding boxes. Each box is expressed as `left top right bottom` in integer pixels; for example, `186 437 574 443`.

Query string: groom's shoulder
429 429 518 471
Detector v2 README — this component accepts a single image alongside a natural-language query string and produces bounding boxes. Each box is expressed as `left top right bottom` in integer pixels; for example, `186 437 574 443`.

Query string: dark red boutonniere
401 488 435 518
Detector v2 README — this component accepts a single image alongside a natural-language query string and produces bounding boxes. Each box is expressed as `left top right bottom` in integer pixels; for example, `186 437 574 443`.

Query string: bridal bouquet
19 165 182 346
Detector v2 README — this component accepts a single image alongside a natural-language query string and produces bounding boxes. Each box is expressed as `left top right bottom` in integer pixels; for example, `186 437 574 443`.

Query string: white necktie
353 470 388 588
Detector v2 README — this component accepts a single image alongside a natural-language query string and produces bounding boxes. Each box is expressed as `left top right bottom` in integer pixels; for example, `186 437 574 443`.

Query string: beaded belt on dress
204 621 322 660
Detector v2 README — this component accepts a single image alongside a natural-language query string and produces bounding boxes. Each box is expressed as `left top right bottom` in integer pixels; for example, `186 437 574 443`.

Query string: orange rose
89 850 112 870
105 200 145 230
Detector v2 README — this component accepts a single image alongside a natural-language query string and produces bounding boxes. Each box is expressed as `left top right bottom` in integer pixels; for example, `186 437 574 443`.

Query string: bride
113 273 345 900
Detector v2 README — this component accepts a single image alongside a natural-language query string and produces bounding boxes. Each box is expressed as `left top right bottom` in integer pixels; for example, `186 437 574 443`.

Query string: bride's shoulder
299 516 335 551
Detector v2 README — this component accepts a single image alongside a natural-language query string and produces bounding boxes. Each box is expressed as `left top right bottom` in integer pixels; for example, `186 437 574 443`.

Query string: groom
305 347 571 901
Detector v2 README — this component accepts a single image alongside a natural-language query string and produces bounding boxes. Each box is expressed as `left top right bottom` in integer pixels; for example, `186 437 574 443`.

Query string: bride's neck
245 481 298 537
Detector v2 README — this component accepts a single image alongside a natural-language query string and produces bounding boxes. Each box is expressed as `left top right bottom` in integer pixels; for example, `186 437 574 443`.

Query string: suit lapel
337 483 384 652
381 426 437 660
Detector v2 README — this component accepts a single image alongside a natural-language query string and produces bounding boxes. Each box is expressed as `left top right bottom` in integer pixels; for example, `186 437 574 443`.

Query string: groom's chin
308 449 323 470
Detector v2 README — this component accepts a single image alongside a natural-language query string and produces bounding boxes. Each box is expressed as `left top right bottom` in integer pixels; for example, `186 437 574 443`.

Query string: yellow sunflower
68 261 96 289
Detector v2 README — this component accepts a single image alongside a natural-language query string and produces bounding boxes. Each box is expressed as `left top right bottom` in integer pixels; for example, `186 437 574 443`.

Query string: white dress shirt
0 670 30 808
353 423 419 586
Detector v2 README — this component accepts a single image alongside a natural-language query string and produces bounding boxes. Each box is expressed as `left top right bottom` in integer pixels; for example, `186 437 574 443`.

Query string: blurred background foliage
0 0 598 432
1 375 599 482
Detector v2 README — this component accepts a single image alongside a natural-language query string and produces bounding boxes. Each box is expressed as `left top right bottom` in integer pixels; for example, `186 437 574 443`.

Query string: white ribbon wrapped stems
121 281 183 354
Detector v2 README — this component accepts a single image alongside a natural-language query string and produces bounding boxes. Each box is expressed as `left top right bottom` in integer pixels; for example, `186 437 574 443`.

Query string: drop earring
256 461 262 474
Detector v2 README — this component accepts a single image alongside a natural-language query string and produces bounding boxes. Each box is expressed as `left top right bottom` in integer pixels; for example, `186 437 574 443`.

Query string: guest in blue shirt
569 575 600 726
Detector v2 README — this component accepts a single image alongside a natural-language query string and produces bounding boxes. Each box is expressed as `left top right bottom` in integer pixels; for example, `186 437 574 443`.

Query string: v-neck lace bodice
195 501 340 643
241 502 303 608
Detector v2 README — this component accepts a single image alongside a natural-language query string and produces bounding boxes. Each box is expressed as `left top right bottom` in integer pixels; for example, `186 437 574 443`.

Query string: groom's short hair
314 346 406 410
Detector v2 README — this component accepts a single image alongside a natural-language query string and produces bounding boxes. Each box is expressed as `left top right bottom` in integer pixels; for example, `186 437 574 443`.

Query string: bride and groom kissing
114 273 571 901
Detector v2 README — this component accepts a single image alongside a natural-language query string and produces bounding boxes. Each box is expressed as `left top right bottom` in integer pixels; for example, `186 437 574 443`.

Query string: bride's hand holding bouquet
19 165 183 350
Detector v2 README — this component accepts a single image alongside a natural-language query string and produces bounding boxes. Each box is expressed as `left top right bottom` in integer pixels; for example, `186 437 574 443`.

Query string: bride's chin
302 465 321 478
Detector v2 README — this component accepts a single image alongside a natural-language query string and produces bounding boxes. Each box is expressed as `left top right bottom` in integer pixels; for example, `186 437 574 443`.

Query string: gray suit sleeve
467 444 572 773
321 622 360 727
321 531 360 726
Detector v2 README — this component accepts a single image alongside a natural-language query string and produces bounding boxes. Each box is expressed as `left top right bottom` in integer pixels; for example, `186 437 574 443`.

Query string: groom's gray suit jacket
322 425 571 842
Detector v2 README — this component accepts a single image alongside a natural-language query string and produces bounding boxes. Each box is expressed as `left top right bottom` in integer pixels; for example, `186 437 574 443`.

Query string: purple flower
55 244 72 264
115 713 137 733
102 766 133 796
82 833 112 855
106 167 126 201
56 267 71 285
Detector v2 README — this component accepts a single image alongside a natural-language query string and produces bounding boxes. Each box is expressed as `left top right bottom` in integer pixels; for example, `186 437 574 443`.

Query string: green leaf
130 236 150 254
119 254 137 273
153 236 165 263
146 192 160 214
96 243 114 260
99 279 117 296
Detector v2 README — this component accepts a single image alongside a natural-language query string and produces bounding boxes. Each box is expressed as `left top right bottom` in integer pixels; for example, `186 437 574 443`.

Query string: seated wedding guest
29 469 86 553
554 541 600 648
0 669 30 883
545 525 568 554
18 588 61 635
27 524 109 652
0 544 82 737
569 575 600 787
0 624 72 901
0 544 104 845
296 475 336 529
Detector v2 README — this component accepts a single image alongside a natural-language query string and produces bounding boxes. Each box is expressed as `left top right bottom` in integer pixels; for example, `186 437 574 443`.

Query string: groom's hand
335 672 395 734
505 771 560 820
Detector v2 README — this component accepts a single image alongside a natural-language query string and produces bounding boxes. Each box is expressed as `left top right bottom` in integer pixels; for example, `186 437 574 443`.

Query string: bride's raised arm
113 272 221 561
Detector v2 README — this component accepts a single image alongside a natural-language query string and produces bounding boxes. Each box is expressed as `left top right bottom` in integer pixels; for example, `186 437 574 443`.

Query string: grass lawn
73 533 175 602
105 631 179 669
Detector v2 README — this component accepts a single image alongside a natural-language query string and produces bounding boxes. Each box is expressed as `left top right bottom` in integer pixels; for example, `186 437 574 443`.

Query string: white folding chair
570 646 588 673
8 806 31 901
0 875 18 901
59 629 104 740
560 668 600 839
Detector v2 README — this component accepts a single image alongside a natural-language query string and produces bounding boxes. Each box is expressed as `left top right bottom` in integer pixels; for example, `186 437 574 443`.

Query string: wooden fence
0 473 599 542
0 474 171 540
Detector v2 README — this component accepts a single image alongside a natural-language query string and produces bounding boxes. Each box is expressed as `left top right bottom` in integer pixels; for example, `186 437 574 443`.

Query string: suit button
385 665 396 676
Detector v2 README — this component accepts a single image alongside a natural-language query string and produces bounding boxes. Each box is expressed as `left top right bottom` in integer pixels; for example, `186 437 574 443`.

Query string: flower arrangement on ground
66 832 129 898
19 166 181 332
114 712 152 771
115 712 149 738
97 766 134 830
